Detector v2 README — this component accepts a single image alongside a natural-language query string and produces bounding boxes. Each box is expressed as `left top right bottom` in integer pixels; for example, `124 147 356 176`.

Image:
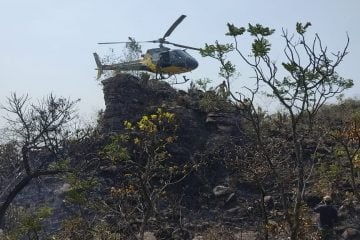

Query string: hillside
0 74 359 239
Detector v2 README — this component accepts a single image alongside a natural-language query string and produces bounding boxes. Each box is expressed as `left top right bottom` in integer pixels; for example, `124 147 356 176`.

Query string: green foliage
219 60 236 79
91 221 121 239
314 163 342 194
246 24 275 57
123 37 142 62
200 42 234 58
226 23 275 38
102 134 130 163
224 21 352 120
49 158 70 171
4 206 53 240
282 62 298 73
226 23 246 37
191 78 233 112
331 110 360 196
199 91 232 112
252 38 272 57
296 22 312 34
194 78 213 92
247 23 275 37
52 216 93 240
101 109 196 237
200 41 236 80
354 153 360 170
107 108 178 169
296 204 321 239
202 20 353 239
227 23 275 57
65 173 98 205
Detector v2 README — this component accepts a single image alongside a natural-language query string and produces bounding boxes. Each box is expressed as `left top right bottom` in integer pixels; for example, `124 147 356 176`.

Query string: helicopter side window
159 51 171 67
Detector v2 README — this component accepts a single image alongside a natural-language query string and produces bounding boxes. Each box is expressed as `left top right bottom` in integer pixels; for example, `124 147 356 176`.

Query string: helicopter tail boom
93 52 150 78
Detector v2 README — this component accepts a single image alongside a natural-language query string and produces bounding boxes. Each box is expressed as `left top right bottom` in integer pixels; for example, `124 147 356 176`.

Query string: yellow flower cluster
124 108 176 134
354 154 360 169
165 136 174 143
156 108 175 123
124 120 134 130
138 115 158 133
122 109 177 138
110 185 137 197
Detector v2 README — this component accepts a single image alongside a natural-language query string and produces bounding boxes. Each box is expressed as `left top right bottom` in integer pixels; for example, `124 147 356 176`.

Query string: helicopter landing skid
160 75 190 85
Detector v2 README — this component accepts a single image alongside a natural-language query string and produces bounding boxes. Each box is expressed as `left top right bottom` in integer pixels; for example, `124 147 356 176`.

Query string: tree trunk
0 175 32 226
258 185 269 240
0 169 64 226
290 132 305 240
344 145 359 198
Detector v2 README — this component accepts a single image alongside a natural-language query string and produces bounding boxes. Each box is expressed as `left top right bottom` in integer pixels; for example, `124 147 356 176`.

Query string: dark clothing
313 204 338 229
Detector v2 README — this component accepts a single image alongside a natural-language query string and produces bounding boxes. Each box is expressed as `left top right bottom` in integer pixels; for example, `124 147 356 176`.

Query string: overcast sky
0 0 359 127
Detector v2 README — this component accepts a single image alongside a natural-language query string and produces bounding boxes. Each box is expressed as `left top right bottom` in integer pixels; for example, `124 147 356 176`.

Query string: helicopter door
159 51 171 68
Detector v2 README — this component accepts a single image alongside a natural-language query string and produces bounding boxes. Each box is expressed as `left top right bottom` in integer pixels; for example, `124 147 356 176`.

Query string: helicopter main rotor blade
98 40 155 45
162 15 186 40
98 41 130 45
164 41 201 51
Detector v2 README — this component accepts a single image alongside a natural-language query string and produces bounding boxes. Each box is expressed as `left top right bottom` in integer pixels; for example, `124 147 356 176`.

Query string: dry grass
197 225 258 240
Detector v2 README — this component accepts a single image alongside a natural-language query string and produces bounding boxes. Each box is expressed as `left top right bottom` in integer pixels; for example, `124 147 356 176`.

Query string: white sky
0 0 359 127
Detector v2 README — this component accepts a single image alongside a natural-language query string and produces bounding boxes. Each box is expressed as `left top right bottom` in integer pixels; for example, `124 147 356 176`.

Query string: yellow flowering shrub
102 108 194 231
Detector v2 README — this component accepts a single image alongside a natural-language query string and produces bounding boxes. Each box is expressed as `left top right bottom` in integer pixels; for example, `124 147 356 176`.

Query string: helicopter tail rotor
93 52 103 79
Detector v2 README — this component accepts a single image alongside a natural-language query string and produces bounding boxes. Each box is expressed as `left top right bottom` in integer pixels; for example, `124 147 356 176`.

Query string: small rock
213 185 232 197
54 183 71 196
225 193 236 204
99 165 118 173
225 206 241 214
138 231 156 240
217 124 233 133
264 195 274 210
342 228 360 239
192 236 204 240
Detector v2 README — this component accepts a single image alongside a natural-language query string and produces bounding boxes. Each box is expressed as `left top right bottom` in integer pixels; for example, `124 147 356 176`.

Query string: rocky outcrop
101 74 241 137
206 112 240 134
100 74 247 208
102 74 178 132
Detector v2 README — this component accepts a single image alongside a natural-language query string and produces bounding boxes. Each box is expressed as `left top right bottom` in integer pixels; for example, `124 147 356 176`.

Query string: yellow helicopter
93 15 200 79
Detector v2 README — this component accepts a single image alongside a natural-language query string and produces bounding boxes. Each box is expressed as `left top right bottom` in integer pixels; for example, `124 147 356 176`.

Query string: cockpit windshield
170 49 190 60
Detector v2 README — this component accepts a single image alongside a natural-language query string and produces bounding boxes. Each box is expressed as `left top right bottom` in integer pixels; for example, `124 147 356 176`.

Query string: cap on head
323 195 332 203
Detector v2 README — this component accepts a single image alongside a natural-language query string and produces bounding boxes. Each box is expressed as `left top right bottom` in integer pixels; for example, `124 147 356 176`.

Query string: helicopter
93 15 200 79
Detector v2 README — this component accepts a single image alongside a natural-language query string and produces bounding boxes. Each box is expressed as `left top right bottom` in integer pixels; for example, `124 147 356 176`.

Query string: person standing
313 195 338 239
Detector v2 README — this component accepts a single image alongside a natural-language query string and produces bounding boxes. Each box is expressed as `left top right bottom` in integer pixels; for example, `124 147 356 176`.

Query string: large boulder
102 74 177 132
